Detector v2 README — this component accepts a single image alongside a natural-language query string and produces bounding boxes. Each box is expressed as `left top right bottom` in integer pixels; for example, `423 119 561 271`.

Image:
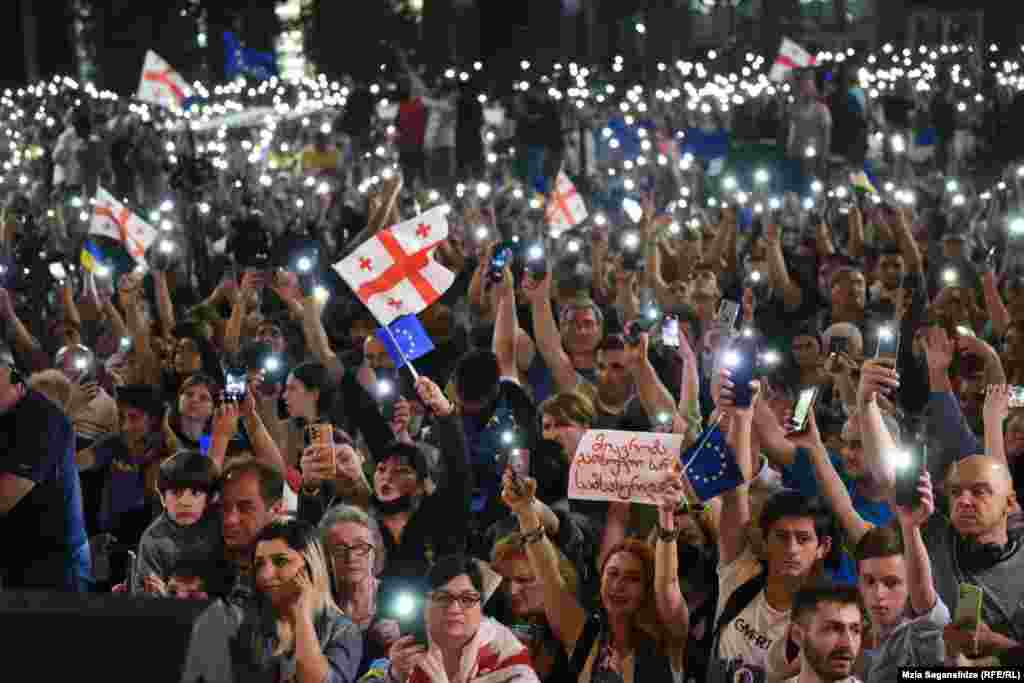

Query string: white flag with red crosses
545 171 588 230
90 187 159 264
136 50 192 110
769 38 817 82
333 206 455 326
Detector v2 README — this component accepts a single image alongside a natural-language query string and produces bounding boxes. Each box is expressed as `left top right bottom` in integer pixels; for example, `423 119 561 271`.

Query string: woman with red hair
501 473 686 681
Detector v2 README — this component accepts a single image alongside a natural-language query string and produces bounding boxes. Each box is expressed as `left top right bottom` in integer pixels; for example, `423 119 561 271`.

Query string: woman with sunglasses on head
183 518 363 683
385 554 540 683
502 473 686 682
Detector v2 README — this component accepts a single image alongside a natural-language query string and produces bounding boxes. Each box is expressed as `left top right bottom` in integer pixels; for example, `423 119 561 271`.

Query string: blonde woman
182 519 363 683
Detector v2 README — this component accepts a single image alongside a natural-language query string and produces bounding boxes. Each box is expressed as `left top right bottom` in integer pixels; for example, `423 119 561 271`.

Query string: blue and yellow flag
80 239 106 274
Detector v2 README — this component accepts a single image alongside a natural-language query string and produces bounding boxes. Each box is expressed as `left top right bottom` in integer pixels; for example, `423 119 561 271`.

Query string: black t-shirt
0 390 86 589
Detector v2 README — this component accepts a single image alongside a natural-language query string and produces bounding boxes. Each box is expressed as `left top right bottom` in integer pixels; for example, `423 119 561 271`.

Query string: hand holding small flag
414 375 453 417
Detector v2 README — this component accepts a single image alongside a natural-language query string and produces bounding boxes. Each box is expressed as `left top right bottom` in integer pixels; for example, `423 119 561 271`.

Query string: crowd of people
2 35 1024 683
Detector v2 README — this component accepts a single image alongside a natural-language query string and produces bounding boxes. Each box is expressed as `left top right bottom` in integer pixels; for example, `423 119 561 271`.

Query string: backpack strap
710 564 768 656
567 611 603 679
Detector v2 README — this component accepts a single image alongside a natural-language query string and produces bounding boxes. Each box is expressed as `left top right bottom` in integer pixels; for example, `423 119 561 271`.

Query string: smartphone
376 368 399 420
724 336 757 407
874 323 901 368
829 336 849 356
661 315 681 348
625 313 662 344
498 449 527 496
1009 386 1024 408
954 583 984 629
49 262 68 284
622 197 643 223
126 550 137 591
523 242 547 278
788 386 819 434
488 242 516 283
386 588 429 647
716 300 741 331
892 443 928 508
224 369 247 401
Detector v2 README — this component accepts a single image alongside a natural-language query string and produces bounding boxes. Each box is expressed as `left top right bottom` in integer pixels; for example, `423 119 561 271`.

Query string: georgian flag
136 50 192 110
769 38 817 82
545 171 588 230
90 187 159 265
333 206 455 326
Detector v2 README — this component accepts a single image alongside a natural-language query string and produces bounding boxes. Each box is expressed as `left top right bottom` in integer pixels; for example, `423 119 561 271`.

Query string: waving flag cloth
680 422 744 502
136 50 192 111
224 31 278 81
408 617 534 683
334 206 455 327
90 187 159 265
375 314 435 369
769 38 817 82
545 171 588 230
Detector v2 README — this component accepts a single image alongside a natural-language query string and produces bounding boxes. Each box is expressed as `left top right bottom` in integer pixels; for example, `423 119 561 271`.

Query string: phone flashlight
941 268 959 286
297 256 314 273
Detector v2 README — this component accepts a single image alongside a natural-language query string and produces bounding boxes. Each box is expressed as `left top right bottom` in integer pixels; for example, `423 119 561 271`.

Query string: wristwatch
656 521 681 543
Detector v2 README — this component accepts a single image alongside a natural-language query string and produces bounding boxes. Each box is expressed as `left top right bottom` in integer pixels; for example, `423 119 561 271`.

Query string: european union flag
375 315 435 369
224 31 278 81
680 424 744 502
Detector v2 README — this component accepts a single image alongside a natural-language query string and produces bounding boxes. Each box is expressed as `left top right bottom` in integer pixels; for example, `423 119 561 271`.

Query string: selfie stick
381 323 420 382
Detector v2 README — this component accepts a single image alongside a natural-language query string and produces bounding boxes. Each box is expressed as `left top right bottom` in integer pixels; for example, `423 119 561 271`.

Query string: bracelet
520 525 546 546
655 521 681 543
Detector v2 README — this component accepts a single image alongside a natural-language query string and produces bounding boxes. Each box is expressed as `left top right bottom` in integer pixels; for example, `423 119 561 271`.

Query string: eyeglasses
430 592 482 609
329 543 374 559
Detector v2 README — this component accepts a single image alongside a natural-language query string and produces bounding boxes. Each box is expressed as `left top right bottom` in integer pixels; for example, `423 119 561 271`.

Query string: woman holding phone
182 518 363 683
385 554 539 683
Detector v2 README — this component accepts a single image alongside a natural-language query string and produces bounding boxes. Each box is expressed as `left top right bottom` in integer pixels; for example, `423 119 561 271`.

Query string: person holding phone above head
182 518 363 683
385 554 539 683
503 470 682 681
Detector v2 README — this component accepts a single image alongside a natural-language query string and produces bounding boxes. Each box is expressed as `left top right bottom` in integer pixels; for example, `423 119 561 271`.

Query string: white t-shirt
715 547 794 683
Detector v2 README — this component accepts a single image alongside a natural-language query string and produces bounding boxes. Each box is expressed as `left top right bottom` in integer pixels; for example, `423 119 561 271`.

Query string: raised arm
983 384 1010 465
857 360 902 493
654 470 691 641
791 411 873 547
152 270 176 338
982 270 1011 339
848 206 865 261
715 369 755 566
894 471 940 616
764 223 803 312
521 269 579 393
492 266 518 379
504 477 587 655
627 333 680 427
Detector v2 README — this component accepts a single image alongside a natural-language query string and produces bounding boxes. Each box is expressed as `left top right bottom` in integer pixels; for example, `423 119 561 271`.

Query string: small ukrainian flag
80 239 106 274
850 170 879 197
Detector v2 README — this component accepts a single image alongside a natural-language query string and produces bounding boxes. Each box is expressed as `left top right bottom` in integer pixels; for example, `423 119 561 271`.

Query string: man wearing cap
0 342 91 591
77 384 166 549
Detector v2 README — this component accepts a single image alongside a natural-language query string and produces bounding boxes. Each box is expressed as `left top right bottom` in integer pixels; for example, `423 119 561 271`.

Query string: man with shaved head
921 454 1024 660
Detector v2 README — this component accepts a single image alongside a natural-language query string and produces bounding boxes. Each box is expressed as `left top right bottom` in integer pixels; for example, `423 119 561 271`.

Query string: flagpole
381 322 420 382
680 412 724 477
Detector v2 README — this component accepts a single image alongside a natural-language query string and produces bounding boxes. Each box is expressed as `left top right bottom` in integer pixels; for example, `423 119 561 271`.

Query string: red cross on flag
769 38 817 82
333 206 455 326
90 187 159 265
545 171 588 231
136 50 192 110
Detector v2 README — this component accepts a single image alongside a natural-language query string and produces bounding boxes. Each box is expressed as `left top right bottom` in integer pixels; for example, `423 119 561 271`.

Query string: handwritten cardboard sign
568 430 684 505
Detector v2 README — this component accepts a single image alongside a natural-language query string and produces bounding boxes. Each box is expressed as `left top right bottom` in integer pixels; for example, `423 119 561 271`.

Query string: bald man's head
946 455 1016 543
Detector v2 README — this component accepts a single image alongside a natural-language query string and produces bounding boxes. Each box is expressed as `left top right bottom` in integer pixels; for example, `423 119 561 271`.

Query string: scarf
409 617 538 683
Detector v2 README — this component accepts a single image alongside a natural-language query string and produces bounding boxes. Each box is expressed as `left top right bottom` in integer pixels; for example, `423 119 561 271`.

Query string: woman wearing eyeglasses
502 474 686 682
385 554 540 683
319 504 401 679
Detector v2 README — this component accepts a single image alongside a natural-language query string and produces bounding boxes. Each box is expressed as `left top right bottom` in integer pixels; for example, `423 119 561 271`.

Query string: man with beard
825 268 868 332
786 583 866 683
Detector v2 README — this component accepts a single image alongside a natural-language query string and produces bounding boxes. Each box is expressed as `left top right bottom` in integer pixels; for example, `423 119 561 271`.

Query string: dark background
0 0 1022 92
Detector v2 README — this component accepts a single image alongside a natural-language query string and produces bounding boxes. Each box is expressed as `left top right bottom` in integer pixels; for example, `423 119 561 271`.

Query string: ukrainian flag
80 239 106 274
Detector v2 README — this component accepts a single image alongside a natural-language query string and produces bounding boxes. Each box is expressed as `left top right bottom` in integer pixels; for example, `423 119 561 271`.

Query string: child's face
163 487 209 526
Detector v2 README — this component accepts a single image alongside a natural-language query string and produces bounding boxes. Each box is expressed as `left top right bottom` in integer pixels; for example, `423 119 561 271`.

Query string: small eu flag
680 424 744 502
375 314 435 369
